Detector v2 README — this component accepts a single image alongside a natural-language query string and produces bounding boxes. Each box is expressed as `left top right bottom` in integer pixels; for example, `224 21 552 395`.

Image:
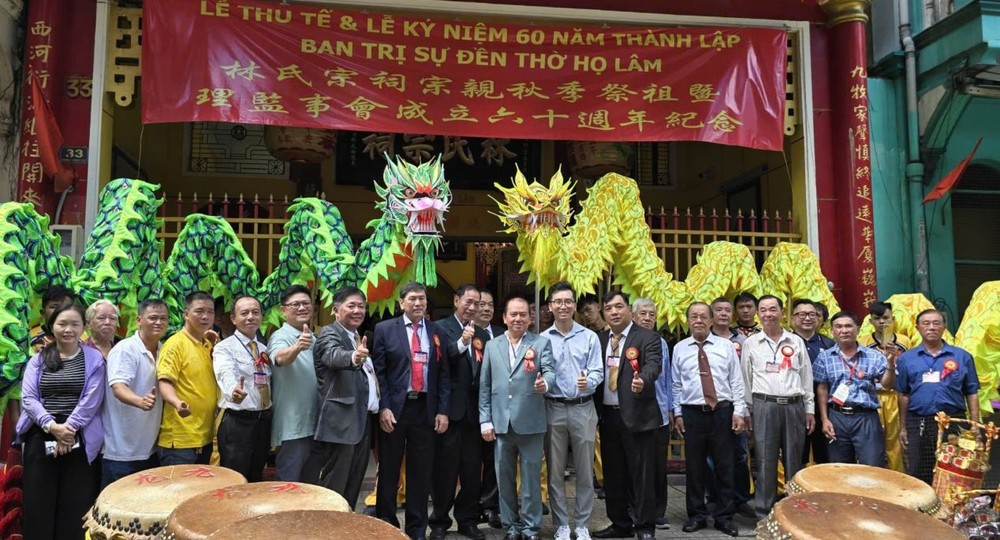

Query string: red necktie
410 322 424 392
695 341 718 409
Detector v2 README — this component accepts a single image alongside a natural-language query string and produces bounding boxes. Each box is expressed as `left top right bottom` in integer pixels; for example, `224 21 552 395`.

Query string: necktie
695 341 718 409
609 333 621 392
410 322 424 392
249 341 271 409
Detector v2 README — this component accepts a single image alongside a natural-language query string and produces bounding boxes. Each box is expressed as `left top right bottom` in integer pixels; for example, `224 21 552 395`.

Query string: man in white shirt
671 302 746 537
101 299 168 488
214 295 272 482
741 295 814 519
302 286 376 509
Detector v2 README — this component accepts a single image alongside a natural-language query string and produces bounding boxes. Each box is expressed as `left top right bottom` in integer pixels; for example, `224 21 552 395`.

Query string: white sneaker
554 525 571 540
575 527 592 540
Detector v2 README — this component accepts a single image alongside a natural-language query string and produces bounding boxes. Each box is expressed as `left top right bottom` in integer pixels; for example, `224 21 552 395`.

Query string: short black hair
830 310 860 326
868 301 893 317
333 286 366 308
42 284 75 306
280 285 313 306
477 287 494 298
758 294 783 310
710 296 732 308
137 299 168 316
601 290 629 306
185 291 215 309
548 281 576 302
503 295 530 315
791 298 816 313
455 283 479 299
815 302 830 321
399 281 427 299
578 294 600 309
231 295 262 314
734 291 758 306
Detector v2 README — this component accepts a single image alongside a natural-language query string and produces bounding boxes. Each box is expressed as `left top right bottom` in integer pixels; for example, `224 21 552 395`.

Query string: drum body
164 482 351 539
787 463 941 515
205 510 409 539
757 492 965 540
85 465 247 539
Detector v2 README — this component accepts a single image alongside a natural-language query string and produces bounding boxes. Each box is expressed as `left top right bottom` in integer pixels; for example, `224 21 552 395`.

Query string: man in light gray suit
301 286 378 509
480 296 555 540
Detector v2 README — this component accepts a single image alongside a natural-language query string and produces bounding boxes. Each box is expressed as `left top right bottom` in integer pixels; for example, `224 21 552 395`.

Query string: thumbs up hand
297 325 312 350
461 322 475 345
354 336 370 366
231 376 247 403
577 370 588 391
534 371 547 394
631 370 644 394
139 387 157 411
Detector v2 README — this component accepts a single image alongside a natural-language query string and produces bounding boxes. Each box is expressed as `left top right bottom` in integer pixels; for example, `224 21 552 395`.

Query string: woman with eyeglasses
17 302 106 539
85 299 121 359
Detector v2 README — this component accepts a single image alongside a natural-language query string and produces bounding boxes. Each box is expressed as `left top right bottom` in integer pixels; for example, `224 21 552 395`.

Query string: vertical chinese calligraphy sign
143 0 787 151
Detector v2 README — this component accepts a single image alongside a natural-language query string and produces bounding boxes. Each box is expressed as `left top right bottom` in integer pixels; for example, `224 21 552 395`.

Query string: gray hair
631 297 656 313
86 299 119 323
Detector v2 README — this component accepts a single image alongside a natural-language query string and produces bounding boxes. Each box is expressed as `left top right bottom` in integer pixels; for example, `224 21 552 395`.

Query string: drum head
205 510 409 539
789 463 940 513
166 482 351 539
758 492 964 540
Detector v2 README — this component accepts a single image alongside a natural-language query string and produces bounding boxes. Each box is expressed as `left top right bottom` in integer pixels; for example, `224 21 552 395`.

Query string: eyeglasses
283 301 312 309
549 299 575 306
793 312 818 319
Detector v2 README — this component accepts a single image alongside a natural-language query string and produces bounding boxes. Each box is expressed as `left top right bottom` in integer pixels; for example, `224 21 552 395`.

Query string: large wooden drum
757 492 964 540
205 510 409 539
787 463 942 516
84 465 246 539
163 481 351 539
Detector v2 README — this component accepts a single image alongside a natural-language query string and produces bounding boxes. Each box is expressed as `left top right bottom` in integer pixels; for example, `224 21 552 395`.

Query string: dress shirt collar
403 314 423 327
609 322 633 339
916 341 956 358
546 321 586 338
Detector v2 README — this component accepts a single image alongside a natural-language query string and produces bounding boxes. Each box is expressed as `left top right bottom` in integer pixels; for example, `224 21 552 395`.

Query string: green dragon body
0 155 450 399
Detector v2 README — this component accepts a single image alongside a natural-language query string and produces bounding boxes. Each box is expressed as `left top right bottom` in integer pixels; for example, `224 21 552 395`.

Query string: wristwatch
41 420 53 434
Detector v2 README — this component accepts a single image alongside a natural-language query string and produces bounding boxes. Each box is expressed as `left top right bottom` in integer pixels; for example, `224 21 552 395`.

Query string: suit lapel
396 317 410 355
496 334 514 375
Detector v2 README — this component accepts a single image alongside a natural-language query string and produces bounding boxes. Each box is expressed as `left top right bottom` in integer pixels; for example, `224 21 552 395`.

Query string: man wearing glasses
790 299 834 466
896 309 979 484
267 285 318 482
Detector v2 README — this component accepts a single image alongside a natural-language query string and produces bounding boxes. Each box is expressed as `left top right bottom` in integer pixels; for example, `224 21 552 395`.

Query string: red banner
143 0 787 151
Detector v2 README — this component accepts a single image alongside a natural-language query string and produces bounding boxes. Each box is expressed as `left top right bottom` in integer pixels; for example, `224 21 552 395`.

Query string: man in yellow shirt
157 291 220 465
859 301 910 472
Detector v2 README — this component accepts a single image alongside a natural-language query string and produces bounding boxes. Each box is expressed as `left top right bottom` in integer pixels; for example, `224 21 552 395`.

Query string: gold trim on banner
106 6 142 107
818 0 871 26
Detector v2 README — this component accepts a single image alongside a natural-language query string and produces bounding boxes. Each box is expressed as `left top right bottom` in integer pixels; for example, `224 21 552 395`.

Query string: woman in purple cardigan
16 302 106 540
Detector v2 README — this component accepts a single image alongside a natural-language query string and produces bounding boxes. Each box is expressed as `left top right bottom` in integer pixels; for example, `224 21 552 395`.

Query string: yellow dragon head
492 166 575 285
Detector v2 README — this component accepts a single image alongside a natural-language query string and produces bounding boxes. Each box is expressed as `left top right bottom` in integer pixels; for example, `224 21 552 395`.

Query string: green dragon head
375 153 452 241
492 166 575 285
494 166 574 234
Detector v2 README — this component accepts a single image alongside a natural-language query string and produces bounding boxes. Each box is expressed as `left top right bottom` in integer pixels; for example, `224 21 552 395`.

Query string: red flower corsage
734 342 742 356
625 346 640 372
472 337 484 362
433 334 442 361
780 345 795 369
524 348 536 373
942 359 958 379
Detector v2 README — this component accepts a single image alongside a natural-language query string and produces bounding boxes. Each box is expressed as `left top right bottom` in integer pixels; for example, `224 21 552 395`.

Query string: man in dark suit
592 291 663 540
430 284 490 540
301 286 376 509
373 282 451 540
474 288 503 529
480 296 555 540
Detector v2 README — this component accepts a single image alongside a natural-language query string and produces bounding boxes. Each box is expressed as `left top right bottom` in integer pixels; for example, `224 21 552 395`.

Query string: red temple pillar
818 0 877 314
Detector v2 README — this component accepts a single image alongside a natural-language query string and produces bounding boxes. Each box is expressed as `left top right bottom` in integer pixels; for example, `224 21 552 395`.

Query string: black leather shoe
457 524 486 540
635 531 655 540
737 502 756 519
542 503 550 515
591 525 633 538
681 520 707 533
429 527 448 540
502 533 520 540
715 521 738 537
484 509 502 529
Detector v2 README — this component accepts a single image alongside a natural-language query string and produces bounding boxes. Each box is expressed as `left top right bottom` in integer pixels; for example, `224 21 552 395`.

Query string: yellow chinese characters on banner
849 64 877 308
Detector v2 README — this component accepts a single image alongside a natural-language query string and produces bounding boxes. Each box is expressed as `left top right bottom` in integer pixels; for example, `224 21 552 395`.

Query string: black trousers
430 415 483 529
599 408 656 534
218 408 272 482
303 413 375 509
654 424 671 518
802 382 829 465
905 413 960 484
23 426 100 540
682 404 736 523
376 397 436 539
